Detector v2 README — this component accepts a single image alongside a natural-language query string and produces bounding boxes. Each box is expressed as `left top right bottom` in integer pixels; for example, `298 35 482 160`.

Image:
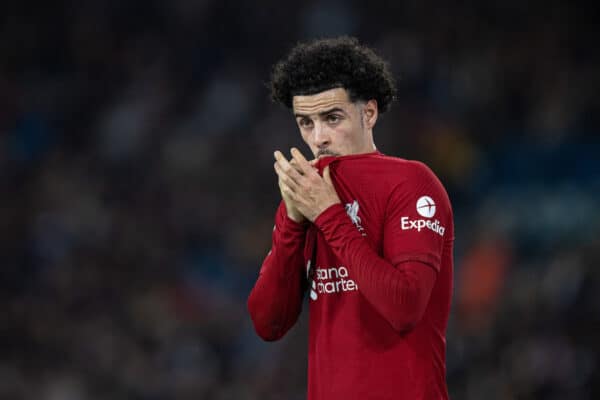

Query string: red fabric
247 202 307 341
248 152 454 400
314 203 437 334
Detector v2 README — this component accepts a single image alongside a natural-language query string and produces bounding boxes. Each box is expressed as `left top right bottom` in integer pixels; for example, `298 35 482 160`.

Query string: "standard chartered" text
314 266 359 294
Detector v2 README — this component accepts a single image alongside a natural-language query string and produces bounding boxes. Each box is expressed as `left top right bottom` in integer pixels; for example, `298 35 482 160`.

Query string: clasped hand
274 148 341 223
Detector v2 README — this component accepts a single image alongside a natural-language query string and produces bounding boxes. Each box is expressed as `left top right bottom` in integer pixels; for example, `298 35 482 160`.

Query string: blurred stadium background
1 1 599 399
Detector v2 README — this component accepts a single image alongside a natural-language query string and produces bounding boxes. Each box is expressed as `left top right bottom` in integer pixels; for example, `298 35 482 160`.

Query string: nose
313 122 331 148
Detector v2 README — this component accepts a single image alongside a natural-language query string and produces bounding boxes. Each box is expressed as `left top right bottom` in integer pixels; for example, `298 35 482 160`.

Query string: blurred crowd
1 1 598 399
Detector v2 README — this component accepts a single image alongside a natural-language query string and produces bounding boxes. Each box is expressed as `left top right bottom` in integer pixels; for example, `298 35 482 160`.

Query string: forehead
292 88 352 115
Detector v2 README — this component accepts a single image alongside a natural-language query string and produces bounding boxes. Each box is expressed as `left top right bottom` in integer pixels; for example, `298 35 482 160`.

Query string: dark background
1 1 599 399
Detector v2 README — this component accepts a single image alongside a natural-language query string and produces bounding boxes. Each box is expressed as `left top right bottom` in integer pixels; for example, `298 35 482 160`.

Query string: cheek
300 130 312 145
300 131 317 153
333 126 355 147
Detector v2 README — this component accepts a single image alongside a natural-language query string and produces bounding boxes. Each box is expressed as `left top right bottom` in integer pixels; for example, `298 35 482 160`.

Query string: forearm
248 205 307 341
314 204 436 333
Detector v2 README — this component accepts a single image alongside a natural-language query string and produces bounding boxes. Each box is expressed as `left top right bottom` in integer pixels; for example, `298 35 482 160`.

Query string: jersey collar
315 150 383 172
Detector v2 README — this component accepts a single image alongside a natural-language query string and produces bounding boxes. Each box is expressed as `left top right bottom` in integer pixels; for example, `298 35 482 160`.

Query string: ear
363 99 378 129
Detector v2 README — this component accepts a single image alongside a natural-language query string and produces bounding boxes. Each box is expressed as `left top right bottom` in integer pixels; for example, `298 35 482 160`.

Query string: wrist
311 201 342 223
287 210 306 223
313 203 346 230
283 211 309 231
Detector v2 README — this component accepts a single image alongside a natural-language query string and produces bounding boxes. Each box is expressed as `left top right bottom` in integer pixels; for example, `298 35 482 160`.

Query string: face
292 88 378 158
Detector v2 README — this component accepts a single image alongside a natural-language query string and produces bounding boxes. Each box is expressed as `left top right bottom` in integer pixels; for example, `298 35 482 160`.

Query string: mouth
317 150 339 158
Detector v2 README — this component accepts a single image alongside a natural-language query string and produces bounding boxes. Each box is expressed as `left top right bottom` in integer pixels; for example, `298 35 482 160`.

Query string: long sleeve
247 202 308 341
314 204 437 334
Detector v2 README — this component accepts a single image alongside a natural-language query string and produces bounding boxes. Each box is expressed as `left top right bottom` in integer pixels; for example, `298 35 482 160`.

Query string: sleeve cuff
279 213 309 235
275 201 309 235
313 203 347 232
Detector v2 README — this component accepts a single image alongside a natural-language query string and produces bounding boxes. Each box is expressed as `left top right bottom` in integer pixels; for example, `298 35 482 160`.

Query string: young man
248 37 454 400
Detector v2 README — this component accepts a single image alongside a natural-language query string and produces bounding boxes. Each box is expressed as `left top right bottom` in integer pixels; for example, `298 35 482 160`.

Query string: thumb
323 166 334 186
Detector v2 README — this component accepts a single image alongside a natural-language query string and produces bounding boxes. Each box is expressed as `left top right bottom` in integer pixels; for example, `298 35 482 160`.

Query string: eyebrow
294 107 346 119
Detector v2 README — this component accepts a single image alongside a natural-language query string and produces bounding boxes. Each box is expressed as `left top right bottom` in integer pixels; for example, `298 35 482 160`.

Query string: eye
326 114 342 124
298 118 313 129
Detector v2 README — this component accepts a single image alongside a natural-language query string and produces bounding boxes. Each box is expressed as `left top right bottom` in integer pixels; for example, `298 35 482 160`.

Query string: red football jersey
248 151 454 400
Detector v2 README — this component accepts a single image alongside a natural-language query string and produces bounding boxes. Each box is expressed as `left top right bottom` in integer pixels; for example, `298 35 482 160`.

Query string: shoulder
342 153 442 185
395 158 445 189
333 153 449 200
372 155 451 210
374 154 434 174
330 153 446 189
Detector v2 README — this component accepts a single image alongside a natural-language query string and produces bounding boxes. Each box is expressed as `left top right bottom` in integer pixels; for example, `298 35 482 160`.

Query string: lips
317 150 338 158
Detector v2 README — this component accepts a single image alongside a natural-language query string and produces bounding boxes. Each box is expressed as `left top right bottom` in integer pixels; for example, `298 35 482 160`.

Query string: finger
289 158 305 175
274 150 304 183
323 166 334 186
274 162 298 191
279 179 297 199
290 148 314 175
275 164 294 197
274 150 286 162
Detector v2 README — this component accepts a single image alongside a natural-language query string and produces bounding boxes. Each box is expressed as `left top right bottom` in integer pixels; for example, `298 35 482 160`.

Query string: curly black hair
269 36 397 113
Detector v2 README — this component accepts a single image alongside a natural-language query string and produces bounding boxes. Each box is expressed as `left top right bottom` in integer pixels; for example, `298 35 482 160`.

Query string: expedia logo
401 195 446 236
416 196 436 218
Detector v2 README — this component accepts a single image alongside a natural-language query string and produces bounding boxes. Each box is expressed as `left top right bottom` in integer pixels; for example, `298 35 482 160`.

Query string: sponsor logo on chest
309 263 358 301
